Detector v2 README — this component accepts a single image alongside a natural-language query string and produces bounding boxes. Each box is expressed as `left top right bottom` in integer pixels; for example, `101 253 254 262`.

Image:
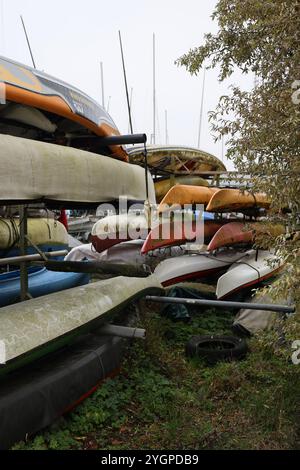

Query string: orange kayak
141 219 224 254
206 189 270 213
0 56 127 161
154 176 209 203
158 185 220 213
208 222 285 251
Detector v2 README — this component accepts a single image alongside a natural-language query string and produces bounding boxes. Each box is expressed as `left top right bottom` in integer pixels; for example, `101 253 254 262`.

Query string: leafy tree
177 0 300 302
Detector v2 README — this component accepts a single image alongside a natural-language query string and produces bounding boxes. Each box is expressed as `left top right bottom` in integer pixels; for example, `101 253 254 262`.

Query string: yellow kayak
206 189 270 213
158 185 220 213
0 218 68 250
155 176 209 202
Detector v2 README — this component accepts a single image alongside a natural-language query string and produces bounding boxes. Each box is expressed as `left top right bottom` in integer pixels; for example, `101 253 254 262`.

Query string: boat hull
0 56 127 161
207 222 285 251
128 145 226 173
216 250 283 299
0 331 129 449
0 135 155 206
158 185 219 213
206 189 270 213
0 267 90 307
154 176 209 202
0 275 163 374
154 250 250 287
141 219 224 254
91 213 150 253
0 218 68 250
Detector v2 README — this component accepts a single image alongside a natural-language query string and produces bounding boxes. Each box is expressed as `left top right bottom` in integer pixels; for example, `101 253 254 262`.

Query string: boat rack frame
146 296 295 314
0 205 68 302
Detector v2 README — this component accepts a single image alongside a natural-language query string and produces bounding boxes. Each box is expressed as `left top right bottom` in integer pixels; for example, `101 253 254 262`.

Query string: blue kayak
0 266 90 307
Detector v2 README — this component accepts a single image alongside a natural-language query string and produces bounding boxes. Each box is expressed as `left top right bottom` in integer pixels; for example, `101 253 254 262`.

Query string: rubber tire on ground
185 335 248 365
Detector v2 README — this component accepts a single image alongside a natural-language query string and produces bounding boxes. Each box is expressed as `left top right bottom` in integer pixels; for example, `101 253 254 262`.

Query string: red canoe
141 220 224 254
207 222 285 252
207 222 252 251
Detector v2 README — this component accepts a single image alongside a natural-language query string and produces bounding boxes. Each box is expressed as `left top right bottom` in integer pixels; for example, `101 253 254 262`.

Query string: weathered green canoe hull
0 276 163 377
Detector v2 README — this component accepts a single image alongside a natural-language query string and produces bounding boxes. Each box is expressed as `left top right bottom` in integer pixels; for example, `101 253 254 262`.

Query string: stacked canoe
140 184 284 299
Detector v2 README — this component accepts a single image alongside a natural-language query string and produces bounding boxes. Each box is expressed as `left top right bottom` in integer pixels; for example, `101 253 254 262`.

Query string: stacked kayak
0 55 128 162
154 250 250 287
0 275 163 373
0 266 89 307
158 186 220 213
0 218 68 251
91 212 150 253
207 222 285 251
206 189 270 213
151 184 284 298
154 175 209 203
0 134 155 206
216 250 284 299
141 219 223 254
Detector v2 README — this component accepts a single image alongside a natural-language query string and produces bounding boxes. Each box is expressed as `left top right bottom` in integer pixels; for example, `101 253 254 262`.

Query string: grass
12 300 300 450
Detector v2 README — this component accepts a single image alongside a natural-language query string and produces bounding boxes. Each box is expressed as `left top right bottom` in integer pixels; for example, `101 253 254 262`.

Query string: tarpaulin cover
161 286 216 321
0 332 127 450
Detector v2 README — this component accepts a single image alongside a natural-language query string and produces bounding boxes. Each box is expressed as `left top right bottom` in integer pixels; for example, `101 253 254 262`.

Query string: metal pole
100 61 105 109
197 68 206 148
100 324 146 339
20 15 36 69
0 250 68 266
152 33 156 145
19 205 29 301
118 30 133 134
146 296 295 314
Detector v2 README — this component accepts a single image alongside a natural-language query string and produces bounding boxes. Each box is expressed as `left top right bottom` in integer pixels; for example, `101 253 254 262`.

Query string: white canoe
91 212 150 253
0 274 163 365
154 250 251 287
216 250 284 299
0 218 68 250
0 134 156 205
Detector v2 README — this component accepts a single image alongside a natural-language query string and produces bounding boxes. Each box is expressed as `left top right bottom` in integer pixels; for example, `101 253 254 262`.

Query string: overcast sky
0 0 253 170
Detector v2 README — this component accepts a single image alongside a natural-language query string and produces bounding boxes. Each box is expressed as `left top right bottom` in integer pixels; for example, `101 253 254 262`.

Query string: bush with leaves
177 0 300 303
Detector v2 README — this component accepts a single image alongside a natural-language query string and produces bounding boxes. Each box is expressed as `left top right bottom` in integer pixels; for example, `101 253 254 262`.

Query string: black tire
185 335 248 365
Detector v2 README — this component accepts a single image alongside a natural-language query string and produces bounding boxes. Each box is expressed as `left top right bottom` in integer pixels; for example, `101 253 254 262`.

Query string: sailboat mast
197 68 206 148
152 33 156 145
20 15 36 69
100 61 105 109
128 87 133 134
118 30 133 135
